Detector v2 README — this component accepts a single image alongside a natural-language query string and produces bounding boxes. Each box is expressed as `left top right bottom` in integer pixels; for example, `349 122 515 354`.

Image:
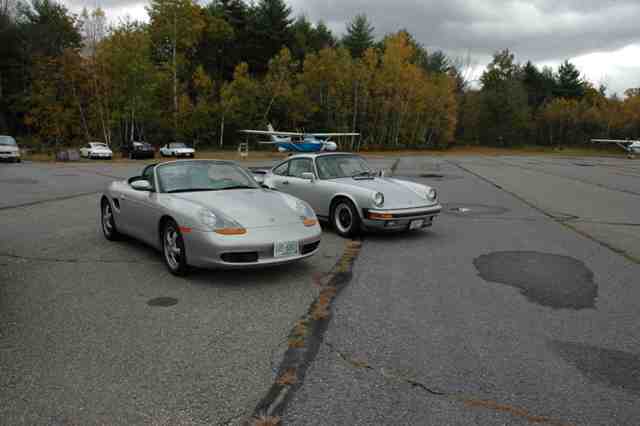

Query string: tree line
1 0 639 152
458 49 640 147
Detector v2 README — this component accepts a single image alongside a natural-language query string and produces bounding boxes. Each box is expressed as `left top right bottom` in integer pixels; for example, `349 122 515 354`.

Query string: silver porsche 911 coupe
100 160 322 275
260 153 442 237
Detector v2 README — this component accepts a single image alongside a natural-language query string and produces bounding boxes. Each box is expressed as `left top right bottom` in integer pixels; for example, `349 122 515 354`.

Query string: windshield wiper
220 185 255 190
352 171 373 178
167 188 219 193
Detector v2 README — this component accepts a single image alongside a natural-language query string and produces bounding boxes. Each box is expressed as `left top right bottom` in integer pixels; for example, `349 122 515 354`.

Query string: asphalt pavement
284 156 640 425
0 159 345 425
2 155 639 425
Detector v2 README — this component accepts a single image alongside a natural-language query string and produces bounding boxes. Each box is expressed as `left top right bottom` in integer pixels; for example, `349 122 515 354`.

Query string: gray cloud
288 0 640 62
62 0 640 92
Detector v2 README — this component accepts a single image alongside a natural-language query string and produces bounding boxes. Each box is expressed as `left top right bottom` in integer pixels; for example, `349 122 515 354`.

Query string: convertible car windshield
157 161 259 193
0 136 17 146
316 155 372 179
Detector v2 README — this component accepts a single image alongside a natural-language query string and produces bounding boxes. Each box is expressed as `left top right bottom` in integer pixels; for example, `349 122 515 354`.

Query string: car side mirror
131 180 152 191
301 172 315 181
378 169 387 177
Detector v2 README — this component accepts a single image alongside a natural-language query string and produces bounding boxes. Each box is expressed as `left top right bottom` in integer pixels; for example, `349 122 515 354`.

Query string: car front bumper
183 222 322 269
362 204 442 231
0 151 20 160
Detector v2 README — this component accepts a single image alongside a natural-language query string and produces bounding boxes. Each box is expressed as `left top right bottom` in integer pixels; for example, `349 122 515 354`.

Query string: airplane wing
310 132 360 137
239 130 303 137
591 139 636 144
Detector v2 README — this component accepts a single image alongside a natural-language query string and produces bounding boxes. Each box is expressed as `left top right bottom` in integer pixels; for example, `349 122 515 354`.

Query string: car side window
289 159 314 179
273 161 289 176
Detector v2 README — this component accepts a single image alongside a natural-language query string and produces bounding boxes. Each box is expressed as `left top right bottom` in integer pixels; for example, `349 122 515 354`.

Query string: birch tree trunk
173 11 178 136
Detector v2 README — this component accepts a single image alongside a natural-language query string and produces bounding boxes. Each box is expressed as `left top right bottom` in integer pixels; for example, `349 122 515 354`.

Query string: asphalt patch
474 251 597 310
419 173 463 181
147 297 178 307
550 340 640 395
443 203 509 217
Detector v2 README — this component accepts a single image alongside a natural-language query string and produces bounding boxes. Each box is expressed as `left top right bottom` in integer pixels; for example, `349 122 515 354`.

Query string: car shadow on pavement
185 261 316 289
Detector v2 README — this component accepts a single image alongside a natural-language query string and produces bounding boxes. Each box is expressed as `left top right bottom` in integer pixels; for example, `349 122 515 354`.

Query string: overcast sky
64 0 640 95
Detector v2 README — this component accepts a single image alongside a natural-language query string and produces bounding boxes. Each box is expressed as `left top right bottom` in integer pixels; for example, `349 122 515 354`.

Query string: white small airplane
239 124 359 153
592 139 640 159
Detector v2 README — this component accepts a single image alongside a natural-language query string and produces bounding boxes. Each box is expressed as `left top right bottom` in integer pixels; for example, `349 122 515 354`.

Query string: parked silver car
261 153 442 237
0 135 21 162
101 160 321 275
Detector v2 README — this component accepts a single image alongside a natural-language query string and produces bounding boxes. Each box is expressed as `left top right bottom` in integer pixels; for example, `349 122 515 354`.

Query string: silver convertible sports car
100 160 322 275
260 153 442 237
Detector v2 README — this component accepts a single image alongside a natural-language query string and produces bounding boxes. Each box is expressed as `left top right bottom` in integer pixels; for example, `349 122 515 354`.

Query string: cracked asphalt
0 159 345 425
284 156 640 425
2 155 640 425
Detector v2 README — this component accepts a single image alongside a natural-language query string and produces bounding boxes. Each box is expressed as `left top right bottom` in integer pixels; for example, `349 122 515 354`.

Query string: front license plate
274 240 300 258
409 219 424 230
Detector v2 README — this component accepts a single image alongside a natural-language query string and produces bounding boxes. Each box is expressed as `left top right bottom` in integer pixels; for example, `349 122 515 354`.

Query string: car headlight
372 192 384 207
198 208 246 235
427 188 437 202
281 195 317 226
297 200 318 226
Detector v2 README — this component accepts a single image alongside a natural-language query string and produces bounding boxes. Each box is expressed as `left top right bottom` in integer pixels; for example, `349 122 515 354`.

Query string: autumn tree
147 0 206 135
95 21 159 145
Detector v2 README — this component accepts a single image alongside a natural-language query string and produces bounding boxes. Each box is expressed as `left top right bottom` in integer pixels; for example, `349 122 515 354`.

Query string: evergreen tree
521 61 554 111
252 0 293 75
480 49 519 90
342 14 375 58
556 60 584 99
314 21 336 49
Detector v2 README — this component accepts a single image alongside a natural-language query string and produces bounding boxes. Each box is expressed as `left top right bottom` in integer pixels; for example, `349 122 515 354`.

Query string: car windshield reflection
316 155 372 179
0 136 17 146
157 161 258 193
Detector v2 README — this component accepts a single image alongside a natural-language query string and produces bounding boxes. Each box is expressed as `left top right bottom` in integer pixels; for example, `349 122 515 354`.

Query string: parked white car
0 135 21 163
160 142 195 158
80 142 113 159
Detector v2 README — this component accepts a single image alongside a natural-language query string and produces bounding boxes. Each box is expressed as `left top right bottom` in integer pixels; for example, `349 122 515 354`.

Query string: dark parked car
122 141 155 159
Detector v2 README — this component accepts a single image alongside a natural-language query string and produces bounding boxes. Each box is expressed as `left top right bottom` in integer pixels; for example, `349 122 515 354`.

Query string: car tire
101 199 121 241
331 199 360 238
16 158 21 163
161 219 189 276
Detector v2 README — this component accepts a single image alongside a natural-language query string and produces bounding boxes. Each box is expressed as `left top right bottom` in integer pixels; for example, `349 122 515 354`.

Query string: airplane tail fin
267 123 278 142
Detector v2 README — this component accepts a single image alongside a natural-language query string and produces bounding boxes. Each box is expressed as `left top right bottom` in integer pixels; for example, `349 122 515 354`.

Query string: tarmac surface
1 155 639 425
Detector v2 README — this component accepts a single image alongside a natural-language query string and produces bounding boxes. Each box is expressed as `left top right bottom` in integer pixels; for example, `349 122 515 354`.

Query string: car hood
332 177 436 208
171 189 303 228
0 145 19 153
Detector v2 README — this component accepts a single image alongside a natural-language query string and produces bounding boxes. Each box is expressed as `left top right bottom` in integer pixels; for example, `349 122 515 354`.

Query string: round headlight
199 209 218 228
427 188 437 201
373 192 384 207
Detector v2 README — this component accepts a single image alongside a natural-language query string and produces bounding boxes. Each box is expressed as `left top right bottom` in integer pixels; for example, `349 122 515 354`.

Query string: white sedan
160 142 195 158
80 142 113 159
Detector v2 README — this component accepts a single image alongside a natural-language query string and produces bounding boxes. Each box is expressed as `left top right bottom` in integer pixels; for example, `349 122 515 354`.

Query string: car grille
301 241 320 255
220 252 259 263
